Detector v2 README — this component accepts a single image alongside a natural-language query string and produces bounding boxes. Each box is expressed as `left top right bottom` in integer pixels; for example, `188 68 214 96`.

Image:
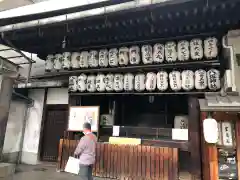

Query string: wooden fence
57 139 179 180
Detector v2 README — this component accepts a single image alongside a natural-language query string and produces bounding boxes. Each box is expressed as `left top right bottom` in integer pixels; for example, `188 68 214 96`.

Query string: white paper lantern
169 71 182 91
134 74 145 91
96 74 106 92
146 72 157 91
153 43 164 63
129 46 141 65
54 54 63 71
79 51 89 68
221 122 233 147
119 47 129 66
77 74 87 92
45 54 54 72
105 74 114 91
190 38 203 60
87 75 96 92
71 52 80 69
62 52 71 70
124 73 134 91
109 48 118 67
142 45 153 64
181 70 194 91
99 49 108 67
156 71 168 91
69 76 78 92
204 37 218 59
114 74 124 91
89 50 98 68
207 69 220 90
177 40 190 61
203 118 218 143
174 115 188 129
165 42 177 62
195 69 207 90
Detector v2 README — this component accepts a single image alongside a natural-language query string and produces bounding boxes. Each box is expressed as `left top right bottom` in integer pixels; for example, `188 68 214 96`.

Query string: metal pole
0 0 198 33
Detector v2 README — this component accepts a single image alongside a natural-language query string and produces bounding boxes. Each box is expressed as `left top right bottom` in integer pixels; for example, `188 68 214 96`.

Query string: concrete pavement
9 164 110 180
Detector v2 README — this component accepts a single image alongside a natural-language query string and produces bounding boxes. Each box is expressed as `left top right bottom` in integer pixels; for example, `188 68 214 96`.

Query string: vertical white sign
222 122 233 147
112 126 120 137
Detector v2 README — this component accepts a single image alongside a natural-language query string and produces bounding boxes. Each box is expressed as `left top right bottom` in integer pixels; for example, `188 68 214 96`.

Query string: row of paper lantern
46 37 218 71
69 69 220 92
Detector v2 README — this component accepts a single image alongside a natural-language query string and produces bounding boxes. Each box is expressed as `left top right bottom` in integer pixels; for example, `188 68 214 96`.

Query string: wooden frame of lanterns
63 35 223 95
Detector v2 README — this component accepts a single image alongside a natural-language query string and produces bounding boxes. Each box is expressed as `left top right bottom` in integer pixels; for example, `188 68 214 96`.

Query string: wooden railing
57 139 179 180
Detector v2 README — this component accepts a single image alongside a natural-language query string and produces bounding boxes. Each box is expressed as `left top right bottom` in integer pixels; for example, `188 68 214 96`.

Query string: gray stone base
0 163 15 178
21 151 39 165
2 151 40 165
2 152 19 163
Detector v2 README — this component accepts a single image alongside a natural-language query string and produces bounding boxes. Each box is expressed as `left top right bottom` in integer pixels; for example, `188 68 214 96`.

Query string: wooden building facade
1 0 240 179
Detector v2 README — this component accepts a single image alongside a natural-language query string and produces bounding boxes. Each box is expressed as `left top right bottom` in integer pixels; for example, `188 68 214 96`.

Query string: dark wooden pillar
236 115 240 180
188 97 202 180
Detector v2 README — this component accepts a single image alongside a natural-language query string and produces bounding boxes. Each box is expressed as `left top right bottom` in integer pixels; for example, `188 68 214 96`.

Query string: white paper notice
112 126 120 137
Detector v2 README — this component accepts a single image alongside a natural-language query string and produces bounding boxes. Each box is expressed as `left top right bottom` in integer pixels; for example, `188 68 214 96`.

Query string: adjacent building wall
2 100 28 163
3 88 68 164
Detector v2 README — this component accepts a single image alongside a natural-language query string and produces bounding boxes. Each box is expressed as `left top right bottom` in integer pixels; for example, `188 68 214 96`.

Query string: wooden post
235 114 240 180
188 97 201 180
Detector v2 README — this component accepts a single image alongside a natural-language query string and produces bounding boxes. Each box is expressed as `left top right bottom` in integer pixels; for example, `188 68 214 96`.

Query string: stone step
0 163 15 178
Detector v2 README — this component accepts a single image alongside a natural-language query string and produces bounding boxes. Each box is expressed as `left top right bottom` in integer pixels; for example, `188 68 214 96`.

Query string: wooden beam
188 96 201 180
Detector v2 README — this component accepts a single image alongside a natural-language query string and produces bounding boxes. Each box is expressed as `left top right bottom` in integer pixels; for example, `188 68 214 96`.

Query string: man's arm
74 137 87 156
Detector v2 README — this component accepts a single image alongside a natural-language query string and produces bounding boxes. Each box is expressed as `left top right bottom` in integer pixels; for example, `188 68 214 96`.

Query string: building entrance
40 105 68 162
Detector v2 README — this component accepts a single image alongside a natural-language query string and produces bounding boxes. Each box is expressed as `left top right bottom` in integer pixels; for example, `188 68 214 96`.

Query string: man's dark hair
83 122 91 130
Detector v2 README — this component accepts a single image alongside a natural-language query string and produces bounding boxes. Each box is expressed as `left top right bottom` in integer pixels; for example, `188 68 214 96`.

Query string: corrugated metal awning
0 44 36 65
199 94 240 112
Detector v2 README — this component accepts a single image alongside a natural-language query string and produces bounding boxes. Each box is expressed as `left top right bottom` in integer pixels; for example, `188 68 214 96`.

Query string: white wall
21 89 45 164
46 88 68 104
2 100 27 163
0 0 32 12
4 87 69 164
20 88 68 164
19 56 45 78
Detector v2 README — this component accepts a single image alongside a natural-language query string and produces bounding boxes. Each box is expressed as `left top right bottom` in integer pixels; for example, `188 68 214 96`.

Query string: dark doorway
40 105 68 162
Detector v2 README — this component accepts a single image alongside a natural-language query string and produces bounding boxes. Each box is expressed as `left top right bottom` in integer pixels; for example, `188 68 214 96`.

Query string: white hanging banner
68 106 99 132
221 122 233 147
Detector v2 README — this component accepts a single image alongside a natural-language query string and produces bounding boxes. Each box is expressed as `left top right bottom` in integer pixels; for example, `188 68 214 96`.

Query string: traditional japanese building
1 0 240 179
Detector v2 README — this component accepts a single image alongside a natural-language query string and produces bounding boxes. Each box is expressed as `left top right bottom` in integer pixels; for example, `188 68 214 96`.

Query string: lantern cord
207 111 212 118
